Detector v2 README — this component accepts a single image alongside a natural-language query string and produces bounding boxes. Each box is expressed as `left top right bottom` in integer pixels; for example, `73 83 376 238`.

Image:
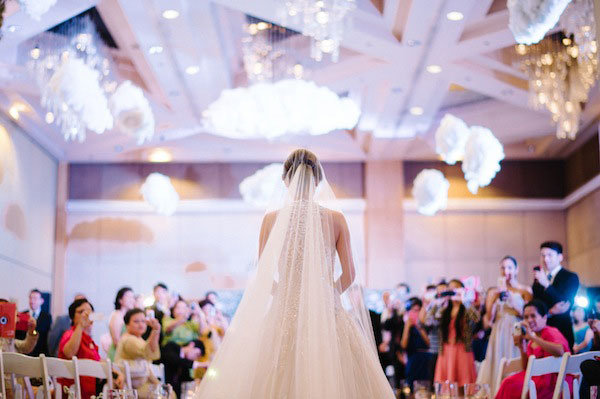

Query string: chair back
495 357 523 396
74 358 113 389
119 361 133 389
0 349 5 399
2 352 51 399
43 356 81 399
150 363 165 382
552 351 600 399
521 355 563 399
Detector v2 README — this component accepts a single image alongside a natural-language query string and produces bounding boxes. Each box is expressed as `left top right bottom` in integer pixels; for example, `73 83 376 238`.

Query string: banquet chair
552 351 600 399
119 361 133 389
74 357 113 397
521 355 564 399
2 352 51 399
43 356 80 399
495 356 524 397
150 363 165 383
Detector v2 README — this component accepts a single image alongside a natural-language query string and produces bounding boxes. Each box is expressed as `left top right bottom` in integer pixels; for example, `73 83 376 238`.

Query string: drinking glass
151 384 172 399
434 381 458 399
180 381 197 399
464 383 491 399
119 389 138 399
414 380 432 399
105 389 122 399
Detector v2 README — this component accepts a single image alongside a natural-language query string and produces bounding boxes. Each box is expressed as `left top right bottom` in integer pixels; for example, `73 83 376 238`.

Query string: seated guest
108 287 136 360
495 300 571 399
162 300 207 346
431 279 480 385
58 298 102 399
573 306 594 353
0 299 38 354
15 289 52 356
401 297 431 386
48 294 86 356
115 309 161 399
162 340 205 398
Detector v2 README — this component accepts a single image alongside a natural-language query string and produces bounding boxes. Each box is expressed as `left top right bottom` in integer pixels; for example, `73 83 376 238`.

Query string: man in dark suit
532 241 579 349
16 289 52 356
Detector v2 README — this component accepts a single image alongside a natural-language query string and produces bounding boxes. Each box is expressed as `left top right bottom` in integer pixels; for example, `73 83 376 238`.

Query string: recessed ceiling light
149 148 172 163
7 25 19 33
406 39 421 47
446 11 464 21
409 106 424 116
162 9 180 19
149 46 163 54
426 64 442 74
30 47 40 59
8 102 27 120
185 65 200 75
45 112 54 124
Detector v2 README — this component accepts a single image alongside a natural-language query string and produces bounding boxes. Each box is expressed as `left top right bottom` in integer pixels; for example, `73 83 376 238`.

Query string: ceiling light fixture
30 47 41 59
148 148 172 163
426 64 442 74
8 102 27 120
446 11 464 21
7 25 19 33
149 46 163 54
185 65 200 75
45 112 55 124
162 9 180 19
409 106 424 116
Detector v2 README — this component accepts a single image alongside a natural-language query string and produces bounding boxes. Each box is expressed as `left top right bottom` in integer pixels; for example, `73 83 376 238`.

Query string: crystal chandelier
241 19 306 84
515 0 598 139
283 0 356 62
23 16 117 142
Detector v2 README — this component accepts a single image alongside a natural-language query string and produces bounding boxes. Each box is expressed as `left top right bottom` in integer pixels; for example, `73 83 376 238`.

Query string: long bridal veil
195 150 394 398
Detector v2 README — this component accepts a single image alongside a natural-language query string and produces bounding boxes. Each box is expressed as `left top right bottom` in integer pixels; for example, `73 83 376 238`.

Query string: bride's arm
334 212 356 293
258 212 276 258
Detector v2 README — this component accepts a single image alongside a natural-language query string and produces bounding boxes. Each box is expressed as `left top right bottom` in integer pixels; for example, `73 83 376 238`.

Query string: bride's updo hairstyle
282 149 323 184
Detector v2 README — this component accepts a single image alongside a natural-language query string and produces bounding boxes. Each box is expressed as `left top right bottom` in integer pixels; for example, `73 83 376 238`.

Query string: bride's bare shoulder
320 207 346 225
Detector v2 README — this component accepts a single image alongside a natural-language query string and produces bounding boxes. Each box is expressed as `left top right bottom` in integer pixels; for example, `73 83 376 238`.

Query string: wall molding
67 198 367 215
404 173 600 213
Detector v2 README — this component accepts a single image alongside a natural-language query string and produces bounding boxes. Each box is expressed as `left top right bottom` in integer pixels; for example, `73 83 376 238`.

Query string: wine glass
434 381 458 399
464 383 491 399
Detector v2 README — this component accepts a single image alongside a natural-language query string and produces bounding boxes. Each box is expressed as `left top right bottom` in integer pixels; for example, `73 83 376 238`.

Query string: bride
195 149 394 398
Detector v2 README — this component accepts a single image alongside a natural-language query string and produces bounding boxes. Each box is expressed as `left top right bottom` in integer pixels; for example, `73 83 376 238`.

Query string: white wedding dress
476 290 526 394
195 159 394 399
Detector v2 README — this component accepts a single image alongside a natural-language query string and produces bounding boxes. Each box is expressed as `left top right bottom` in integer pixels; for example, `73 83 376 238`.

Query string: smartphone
533 265 541 272
438 290 455 298
146 309 155 320
88 313 103 322
513 322 525 336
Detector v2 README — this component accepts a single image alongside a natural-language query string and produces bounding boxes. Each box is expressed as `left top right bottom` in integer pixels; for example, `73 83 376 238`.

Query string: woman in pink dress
495 300 572 399
431 279 480 385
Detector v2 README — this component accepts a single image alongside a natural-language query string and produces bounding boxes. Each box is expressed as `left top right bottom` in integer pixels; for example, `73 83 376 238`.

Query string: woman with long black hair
429 279 480 385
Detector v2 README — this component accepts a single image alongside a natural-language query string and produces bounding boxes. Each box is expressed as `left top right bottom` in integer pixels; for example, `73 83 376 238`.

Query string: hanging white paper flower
18 0 57 20
204 79 360 139
508 0 572 44
109 80 155 145
45 57 113 139
412 169 450 216
140 173 179 216
462 126 505 194
434 114 471 165
239 163 286 207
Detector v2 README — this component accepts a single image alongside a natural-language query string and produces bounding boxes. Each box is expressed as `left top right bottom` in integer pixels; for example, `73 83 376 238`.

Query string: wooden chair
495 356 524 397
552 351 600 399
43 356 80 399
521 355 564 399
1 352 51 399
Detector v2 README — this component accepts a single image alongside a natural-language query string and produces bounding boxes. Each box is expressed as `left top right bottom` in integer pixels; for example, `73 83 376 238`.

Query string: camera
533 265 541 272
437 290 455 298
